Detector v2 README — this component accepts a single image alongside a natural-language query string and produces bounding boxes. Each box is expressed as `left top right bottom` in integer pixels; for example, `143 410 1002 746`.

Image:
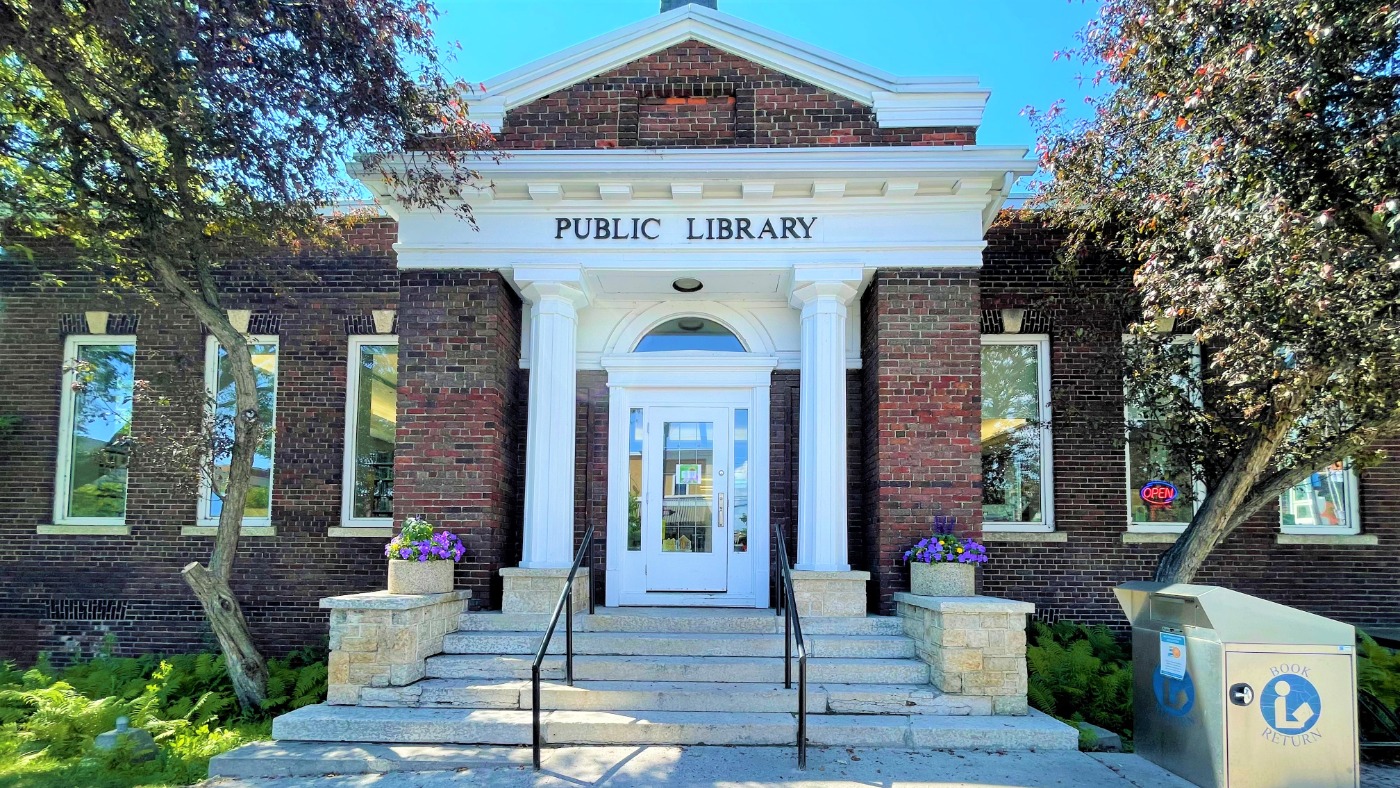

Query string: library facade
0 4 1395 667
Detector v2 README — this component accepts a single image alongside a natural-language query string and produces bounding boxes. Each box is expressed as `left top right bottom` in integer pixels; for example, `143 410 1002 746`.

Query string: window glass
349 343 396 519
1124 340 1199 527
1127 427 1196 525
628 408 642 551
1281 464 1358 532
634 318 744 352
61 342 136 520
981 343 1045 524
660 421 714 553
208 341 277 521
733 409 749 552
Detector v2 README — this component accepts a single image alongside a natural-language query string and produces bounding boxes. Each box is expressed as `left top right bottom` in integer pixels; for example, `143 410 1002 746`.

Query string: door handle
718 493 725 528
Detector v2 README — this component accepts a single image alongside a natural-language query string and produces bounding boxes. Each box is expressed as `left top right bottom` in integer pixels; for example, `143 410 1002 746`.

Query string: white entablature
461 4 989 131
354 146 1034 274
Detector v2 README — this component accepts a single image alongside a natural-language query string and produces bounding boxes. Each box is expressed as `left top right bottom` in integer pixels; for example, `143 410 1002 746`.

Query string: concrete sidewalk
202 745 1195 787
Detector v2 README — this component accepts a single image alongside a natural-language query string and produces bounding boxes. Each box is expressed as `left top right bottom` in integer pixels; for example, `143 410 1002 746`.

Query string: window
1125 337 1203 532
54 336 137 524
634 317 745 352
343 337 397 526
201 336 278 525
981 335 1054 531
1280 463 1360 535
627 408 642 551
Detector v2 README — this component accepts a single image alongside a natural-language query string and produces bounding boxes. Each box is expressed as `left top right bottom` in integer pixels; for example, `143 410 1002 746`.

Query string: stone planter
910 561 975 596
387 560 454 595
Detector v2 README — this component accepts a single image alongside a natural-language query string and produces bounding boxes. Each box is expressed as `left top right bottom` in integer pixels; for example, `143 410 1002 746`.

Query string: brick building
1 3 1395 668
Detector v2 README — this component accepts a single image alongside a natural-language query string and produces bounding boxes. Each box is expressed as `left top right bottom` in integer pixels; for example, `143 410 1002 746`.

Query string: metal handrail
530 522 596 771
773 522 808 769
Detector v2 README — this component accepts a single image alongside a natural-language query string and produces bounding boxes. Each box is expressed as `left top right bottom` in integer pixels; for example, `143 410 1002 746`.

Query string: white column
517 268 589 569
789 266 862 572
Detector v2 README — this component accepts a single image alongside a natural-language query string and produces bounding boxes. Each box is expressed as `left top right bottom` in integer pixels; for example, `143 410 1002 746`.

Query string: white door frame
603 353 776 608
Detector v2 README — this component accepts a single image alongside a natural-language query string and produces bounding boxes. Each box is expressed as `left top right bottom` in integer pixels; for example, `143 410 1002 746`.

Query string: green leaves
1034 0 1400 575
1026 620 1134 739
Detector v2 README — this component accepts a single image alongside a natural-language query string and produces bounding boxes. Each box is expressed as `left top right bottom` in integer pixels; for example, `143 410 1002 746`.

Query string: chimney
661 0 717 12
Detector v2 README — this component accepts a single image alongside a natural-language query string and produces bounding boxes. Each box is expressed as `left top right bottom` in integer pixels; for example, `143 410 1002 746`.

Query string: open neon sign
1140 480 1179 507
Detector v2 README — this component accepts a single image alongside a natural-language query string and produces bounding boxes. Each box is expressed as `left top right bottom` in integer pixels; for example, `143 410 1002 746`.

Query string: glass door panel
644 407 729 592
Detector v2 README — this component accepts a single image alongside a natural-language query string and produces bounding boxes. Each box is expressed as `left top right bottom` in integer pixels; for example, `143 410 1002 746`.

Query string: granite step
360 678 994 715
440 630 916 659
424 654 931 685
267 704 1077 749
456 611 906 637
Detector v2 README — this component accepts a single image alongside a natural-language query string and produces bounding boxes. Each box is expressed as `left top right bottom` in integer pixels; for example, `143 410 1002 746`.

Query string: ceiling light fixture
672 277 703 293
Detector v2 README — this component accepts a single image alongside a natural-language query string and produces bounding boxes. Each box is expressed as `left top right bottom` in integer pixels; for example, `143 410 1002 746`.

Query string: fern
1358 631 1400 713
1026 620 1134 740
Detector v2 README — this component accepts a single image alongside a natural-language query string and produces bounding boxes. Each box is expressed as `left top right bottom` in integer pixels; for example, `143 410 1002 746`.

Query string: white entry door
643 407 730 592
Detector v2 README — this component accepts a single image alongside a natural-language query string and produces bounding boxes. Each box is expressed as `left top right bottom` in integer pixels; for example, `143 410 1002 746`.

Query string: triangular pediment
465 5 988 130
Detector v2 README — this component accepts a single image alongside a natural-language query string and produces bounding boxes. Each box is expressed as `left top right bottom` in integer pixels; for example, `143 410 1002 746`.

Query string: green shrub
1026 620 1134 740
1359 631 1400 713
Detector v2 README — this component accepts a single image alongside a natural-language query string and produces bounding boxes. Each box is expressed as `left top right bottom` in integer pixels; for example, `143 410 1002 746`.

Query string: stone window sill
981 531 1068 543
38 524 130 536
1122 532 1180 544
181 525 276 537
329 526 394 538
1277 533 1377 547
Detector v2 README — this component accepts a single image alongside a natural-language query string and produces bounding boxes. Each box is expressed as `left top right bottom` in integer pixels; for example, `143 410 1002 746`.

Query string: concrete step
440 630 916 659
208 742 532 779
268 704 1078 749
456 611 905 637
424 654 931 685
358 678 993 715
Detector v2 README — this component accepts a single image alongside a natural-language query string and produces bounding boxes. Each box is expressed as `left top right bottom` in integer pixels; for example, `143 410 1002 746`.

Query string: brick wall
861 269 985 614
495 41 975 150
977 217 1400 629
0 222 404 664
395 270 523 612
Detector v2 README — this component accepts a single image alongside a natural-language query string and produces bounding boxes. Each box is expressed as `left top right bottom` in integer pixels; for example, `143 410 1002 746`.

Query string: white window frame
53 334 138 526
342 335 398 527
199 334 279 527
1124 335 1206 533
1279 464 1362 536
980 334 1055 533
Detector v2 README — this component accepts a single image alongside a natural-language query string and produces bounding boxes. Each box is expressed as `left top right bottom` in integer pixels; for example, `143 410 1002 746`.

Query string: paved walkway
203 745 1195 787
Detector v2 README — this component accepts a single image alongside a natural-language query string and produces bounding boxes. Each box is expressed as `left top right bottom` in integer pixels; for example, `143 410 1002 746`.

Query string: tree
1034 0 1400 581
0 0 493 708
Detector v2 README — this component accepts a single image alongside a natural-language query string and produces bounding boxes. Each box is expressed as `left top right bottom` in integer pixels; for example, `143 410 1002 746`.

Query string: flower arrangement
384 516 465 563
902 515 988 565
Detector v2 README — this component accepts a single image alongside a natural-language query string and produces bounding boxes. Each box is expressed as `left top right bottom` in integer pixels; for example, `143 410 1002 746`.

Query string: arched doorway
602 312 776 607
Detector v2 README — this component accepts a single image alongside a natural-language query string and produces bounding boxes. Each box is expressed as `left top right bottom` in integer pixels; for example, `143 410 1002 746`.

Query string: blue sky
434 0 1102 150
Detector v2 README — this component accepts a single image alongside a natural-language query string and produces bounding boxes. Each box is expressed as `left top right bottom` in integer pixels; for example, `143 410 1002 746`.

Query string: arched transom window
633 317 746 353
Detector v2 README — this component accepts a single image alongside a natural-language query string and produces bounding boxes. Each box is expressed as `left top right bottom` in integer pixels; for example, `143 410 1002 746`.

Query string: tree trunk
183 561 270 709
1155 421 1293 583
152 256 270 710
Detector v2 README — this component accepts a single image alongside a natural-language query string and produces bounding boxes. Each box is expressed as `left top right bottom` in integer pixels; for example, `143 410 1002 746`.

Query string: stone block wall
324 590 469 705
895 593 1032 716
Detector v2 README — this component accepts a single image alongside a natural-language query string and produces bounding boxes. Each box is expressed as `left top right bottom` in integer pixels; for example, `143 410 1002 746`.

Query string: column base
789 570 869 617
500 567 590 614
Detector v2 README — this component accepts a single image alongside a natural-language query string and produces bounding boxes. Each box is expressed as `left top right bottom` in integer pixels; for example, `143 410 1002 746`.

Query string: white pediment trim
465 5 989 130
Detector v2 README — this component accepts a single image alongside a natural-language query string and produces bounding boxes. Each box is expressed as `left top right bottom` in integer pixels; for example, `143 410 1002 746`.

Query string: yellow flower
956 546 964 553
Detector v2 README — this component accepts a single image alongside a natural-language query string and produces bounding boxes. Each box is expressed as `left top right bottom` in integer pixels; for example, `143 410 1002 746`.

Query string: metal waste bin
1115 582 1358 788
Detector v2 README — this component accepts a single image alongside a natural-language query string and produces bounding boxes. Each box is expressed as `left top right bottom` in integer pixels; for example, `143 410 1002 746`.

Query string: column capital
514 266 590 310
788 264 863 309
